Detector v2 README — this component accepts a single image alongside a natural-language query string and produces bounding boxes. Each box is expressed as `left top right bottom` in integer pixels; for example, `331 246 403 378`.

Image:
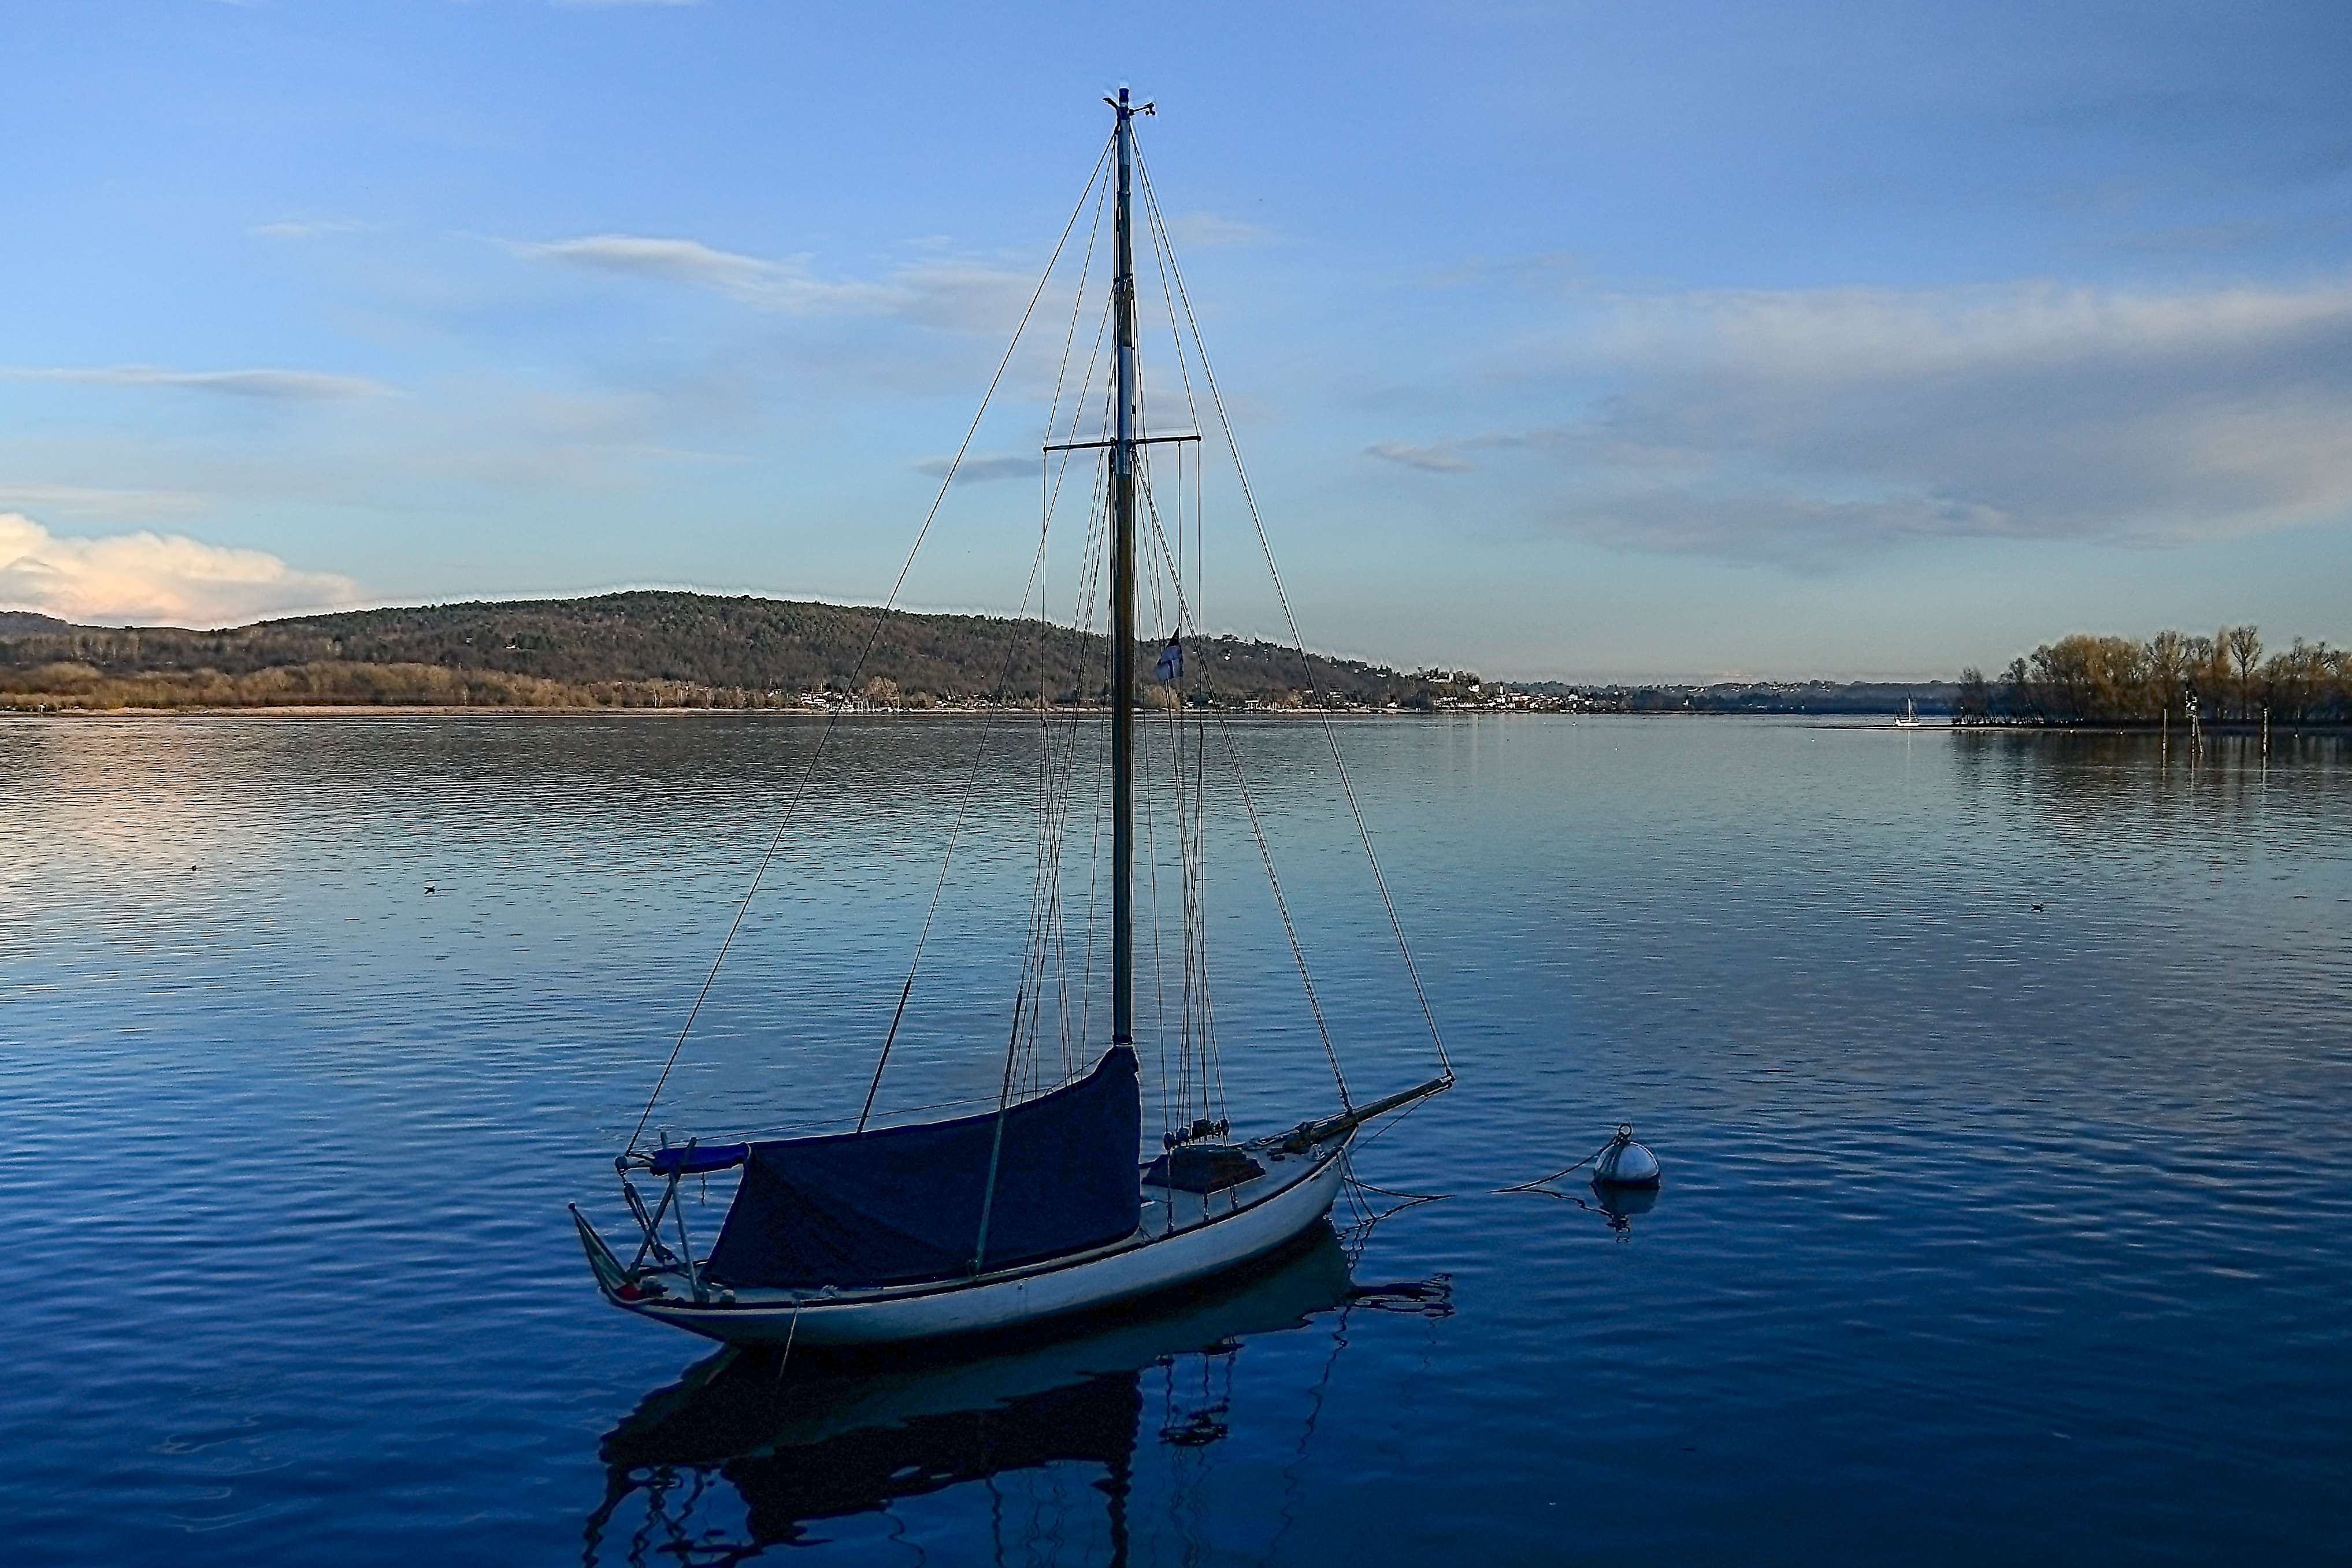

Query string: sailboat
1894 697 1921 729
569 90 1452 1349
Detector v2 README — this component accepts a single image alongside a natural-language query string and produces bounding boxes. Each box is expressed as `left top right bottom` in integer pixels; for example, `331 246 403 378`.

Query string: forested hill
0 590 1444 710
0 611 76 638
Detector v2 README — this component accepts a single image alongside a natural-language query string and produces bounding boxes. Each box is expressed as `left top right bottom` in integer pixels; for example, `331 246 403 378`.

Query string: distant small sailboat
1894 697 1922 729
570 88 1452 1350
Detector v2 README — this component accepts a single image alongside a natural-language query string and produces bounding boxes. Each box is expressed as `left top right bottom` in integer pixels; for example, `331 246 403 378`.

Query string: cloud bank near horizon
0 514 362 628
1374 277 2352 566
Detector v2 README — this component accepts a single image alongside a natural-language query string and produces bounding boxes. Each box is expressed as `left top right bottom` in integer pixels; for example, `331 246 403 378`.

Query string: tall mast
1108 86 1142 1049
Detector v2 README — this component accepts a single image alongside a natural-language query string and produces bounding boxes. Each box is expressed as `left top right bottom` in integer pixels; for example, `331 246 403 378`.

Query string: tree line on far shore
0 591 1446 712
1955 627 2351 727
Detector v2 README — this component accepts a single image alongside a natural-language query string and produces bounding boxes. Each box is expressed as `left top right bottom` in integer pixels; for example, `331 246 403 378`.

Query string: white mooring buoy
1592 1123 1661 1187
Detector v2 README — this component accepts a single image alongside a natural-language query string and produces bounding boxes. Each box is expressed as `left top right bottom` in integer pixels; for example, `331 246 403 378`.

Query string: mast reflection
585 1224 1444 1565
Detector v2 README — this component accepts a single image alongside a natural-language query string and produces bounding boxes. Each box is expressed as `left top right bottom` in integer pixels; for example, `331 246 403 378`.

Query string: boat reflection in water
584 1225 1450 1563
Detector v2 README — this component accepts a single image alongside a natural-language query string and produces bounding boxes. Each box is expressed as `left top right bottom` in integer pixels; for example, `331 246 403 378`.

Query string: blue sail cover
646 1143 750 1177
703 1046 1141 1290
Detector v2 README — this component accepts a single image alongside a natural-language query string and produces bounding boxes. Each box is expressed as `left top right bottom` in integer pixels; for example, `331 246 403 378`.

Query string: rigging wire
856 465 1067 1132
862 167 1115 1128
1133 449 1178 1116
1137 460 1230 1130
1031 413 1112 1095
1012 151 1115 1094
1136 140 1455 1085
1207 707 1353 1110
626 133 1115 1153
1101 258 1341 1110
1184 441 1227 1125
1130 159 1219 1127
1013 290 1119 1101
997 355 1117 1104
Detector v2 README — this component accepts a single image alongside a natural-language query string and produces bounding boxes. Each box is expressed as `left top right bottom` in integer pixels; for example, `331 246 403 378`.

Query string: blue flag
1153 637 1183 682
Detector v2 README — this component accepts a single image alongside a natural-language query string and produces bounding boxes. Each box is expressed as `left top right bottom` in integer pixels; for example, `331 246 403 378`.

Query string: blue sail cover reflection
584 1228 1452 1563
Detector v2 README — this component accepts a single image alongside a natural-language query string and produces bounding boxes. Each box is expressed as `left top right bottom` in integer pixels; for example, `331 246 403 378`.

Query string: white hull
574 1135 1354 1348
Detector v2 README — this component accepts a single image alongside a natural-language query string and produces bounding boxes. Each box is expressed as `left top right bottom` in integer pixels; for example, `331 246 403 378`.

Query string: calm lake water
3 713 2346 1565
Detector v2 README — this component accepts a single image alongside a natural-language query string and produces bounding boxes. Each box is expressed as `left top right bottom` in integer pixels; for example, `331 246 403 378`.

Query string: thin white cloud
522 235 784 291
1409 277 2352 564
515 235 896 314
914 454 1037 484
1366 431 1564 474
887 262 1037 334
1592 279 2352 386
1562 491 2024 567
5 365 392 400
0 513 361 627
0 484 210 521
1161 213 1271 250
249 217 385 241
514 234 1032 331
1366 440 1472 474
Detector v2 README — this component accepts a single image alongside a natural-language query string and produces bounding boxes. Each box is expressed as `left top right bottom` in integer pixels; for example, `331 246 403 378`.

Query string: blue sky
2 0 2347 679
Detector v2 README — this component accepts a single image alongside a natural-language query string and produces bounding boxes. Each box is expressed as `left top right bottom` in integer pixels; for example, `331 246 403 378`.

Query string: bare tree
2149 630 2190 720
2227 625 2264 720
1954 667 1991 724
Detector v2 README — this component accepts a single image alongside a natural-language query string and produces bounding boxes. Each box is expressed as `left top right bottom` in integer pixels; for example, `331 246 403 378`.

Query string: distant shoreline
20 705 2334 726
6 702 1400 719
8 707 2346 739
3 703 1901 720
